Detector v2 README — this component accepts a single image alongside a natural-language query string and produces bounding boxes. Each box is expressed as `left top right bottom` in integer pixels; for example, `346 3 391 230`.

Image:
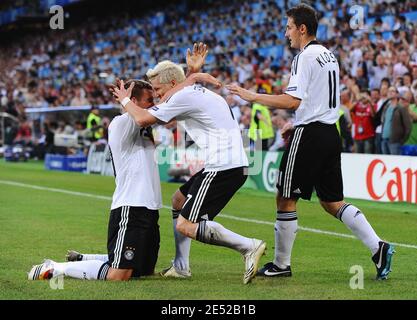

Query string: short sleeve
285 53 311 100
148 89 194 123
110 114 139 141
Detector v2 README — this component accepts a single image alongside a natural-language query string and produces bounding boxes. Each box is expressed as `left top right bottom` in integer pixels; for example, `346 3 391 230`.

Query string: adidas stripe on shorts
107 206 160 276
276 121 344 202
179 166 247 223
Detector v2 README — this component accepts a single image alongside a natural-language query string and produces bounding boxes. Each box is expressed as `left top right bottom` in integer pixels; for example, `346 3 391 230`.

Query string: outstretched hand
226 83 257 102
109 78 134 104
186 42 209 73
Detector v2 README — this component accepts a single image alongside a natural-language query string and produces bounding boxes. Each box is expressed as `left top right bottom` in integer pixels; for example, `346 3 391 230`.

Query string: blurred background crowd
1 0 417 160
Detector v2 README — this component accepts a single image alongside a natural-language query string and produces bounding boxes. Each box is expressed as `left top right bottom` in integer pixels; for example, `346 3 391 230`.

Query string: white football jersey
148 85 248 171
285 40 340 126
108 113 162 210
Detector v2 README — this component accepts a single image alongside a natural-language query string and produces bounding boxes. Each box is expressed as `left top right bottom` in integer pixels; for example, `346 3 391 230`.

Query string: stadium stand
1 0 417 157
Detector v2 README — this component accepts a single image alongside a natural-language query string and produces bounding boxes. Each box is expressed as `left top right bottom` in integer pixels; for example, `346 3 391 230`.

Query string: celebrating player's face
150 78 174 99
285 18 301 49
133 89 154 109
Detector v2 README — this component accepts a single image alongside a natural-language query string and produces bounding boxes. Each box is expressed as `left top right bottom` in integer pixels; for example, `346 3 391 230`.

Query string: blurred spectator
4 122 18 146
248 87 274 151
381 86 399 154
44 121 56 154
86 106 103 141
369 55 389 90
56 120 74 135
239 107 251 133
371 17 391 32
235 56 253 84
339 89 353 152
393 50 410 78
355 67 369 91
411 66 417 97
269 110 291 152
225 94 242 123
14 117 32 146
70 87 90 106
381 88 412 154
373 85 389 153
391 90 413 154
404 92 417 147
350 92 376 154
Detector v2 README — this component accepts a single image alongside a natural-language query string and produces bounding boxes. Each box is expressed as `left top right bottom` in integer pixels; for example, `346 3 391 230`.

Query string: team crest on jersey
124 249 135 261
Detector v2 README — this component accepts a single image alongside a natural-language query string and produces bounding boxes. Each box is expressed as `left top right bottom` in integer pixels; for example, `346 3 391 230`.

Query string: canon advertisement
342 153 417 204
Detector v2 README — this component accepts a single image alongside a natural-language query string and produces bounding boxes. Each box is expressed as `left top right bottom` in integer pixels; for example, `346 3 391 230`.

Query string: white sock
81 254 108 262
196 220 253 255
337 203 381 255
53 260 109 280
172 213 191 271
273 211 298 269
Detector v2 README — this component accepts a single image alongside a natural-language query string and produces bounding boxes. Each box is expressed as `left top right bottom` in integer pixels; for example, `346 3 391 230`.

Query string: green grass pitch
0 160 416 300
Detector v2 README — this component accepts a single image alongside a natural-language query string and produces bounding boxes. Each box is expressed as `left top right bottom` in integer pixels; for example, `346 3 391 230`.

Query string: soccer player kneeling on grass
28 80 162 281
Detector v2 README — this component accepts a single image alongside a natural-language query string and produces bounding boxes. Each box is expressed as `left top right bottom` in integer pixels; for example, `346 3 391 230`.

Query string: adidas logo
354 210 363 218
293 188 301 194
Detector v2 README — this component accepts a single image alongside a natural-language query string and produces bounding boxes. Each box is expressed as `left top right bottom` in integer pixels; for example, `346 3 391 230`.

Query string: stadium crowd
1 0 417 156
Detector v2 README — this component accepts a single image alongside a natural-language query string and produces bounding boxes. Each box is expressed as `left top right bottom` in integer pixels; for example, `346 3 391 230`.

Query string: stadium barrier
79 145 283 191
48 146 416 204
44 153 87 172
342 153 417 204
86 143 113 176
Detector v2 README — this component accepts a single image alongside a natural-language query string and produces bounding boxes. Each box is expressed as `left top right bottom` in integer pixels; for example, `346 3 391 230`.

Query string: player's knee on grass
106 268 133 281
172 190 186 211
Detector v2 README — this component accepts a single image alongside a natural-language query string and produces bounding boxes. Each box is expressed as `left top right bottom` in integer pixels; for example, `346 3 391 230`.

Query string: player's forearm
186 68 196 77
253 93 300 110
124 101 156 127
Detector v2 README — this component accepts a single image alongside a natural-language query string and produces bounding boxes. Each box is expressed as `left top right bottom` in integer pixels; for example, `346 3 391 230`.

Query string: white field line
1 179 416 250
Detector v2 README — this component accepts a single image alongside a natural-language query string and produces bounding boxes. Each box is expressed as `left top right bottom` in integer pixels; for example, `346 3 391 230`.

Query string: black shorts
276 122 344 202
107 206 160 276
179 166 247 223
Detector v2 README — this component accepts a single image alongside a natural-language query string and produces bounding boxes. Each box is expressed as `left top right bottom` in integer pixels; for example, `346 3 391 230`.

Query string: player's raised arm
110 79 158 127
226 84 301 110
186 42 209 76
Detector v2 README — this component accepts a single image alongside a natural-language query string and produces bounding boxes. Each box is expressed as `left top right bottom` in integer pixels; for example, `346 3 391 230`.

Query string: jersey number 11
328 70 337 109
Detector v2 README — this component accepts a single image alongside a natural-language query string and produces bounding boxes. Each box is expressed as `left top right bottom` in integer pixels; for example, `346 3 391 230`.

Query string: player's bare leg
106 268 132 281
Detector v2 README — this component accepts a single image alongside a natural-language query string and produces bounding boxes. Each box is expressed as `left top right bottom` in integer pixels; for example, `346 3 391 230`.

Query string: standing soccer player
111 62 266 284
227 4 394 280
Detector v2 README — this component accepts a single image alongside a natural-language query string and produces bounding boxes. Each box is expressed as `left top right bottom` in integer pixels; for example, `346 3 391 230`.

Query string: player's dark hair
124 79 153 100
286 4 318 36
